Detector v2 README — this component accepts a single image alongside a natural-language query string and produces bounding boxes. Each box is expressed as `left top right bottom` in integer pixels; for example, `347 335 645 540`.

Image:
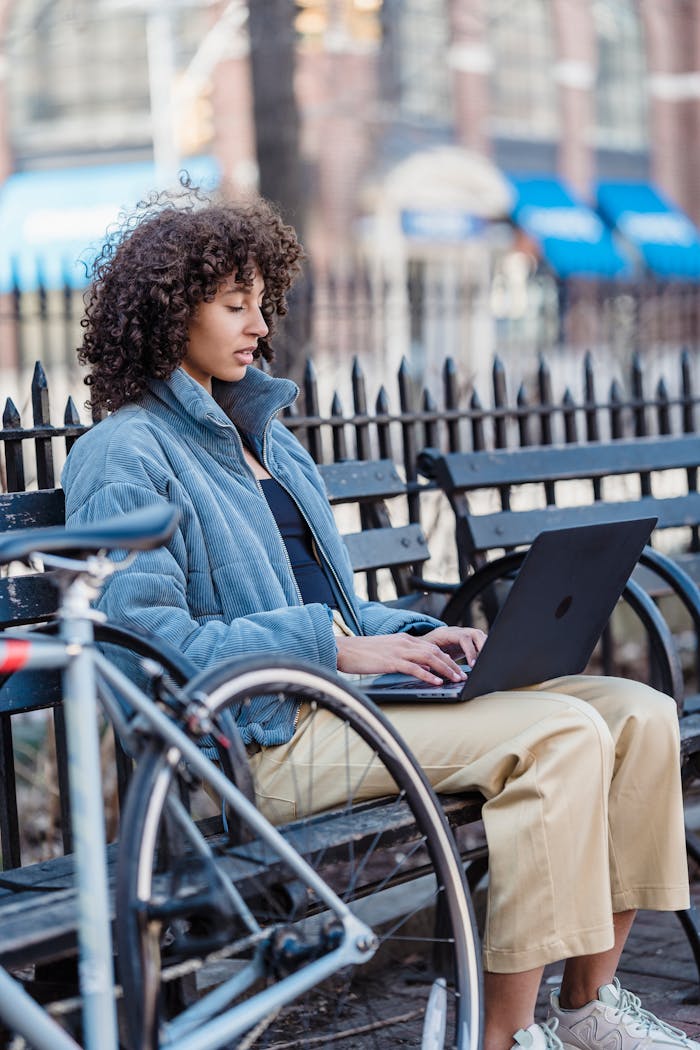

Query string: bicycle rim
116 658 482 1050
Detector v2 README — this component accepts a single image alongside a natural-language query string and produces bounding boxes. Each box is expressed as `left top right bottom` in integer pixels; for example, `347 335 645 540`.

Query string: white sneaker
512 1018 565 1050
548 978 700 1050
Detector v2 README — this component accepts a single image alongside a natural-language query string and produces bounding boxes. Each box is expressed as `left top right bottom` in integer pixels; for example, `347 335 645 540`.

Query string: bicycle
0 503 483 1050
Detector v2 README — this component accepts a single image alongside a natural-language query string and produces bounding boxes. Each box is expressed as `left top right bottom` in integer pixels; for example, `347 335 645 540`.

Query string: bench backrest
0 489 67 868
0 489 65 629
318 459 430 600
419 434 700 578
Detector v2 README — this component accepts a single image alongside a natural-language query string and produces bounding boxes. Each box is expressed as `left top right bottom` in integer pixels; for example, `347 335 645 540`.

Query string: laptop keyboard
371 667 472 691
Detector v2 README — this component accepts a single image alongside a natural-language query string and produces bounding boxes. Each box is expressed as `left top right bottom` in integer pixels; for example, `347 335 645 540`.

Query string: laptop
358 517 657 703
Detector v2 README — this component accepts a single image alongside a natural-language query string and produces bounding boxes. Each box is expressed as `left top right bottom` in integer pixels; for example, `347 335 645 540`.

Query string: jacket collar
149 367 298 438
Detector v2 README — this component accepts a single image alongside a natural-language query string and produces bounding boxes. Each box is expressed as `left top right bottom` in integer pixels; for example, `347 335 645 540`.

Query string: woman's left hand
420 626 487 667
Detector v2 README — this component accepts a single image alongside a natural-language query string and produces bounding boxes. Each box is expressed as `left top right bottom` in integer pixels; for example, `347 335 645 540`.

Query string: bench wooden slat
466 495 700 554
0 489 69 873
0 670 62 716
427 435 700 492
319 460 407 504
0 575 60 627
0 885 82 968
675 551 700 587
342 523 430 573
0 489 65 530
0 792 484 970
318 458 437 602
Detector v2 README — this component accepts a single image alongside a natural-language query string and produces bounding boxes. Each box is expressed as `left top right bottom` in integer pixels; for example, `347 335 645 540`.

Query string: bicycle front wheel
116 657 482 1050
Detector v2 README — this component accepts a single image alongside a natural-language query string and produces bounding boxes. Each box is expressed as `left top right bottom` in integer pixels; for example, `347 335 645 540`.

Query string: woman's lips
234 348 255 363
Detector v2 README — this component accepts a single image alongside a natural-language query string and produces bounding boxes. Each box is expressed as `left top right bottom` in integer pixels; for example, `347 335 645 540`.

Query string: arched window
593 0 648 150
488 0 559 140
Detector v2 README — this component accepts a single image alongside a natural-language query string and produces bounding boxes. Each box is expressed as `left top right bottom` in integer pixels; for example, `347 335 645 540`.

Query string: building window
395 0 451 125
593 0 648 150
488 0 559 140
6 0 212 169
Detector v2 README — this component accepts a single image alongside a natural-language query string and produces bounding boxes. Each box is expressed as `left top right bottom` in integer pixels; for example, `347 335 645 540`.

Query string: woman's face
182 266 268 392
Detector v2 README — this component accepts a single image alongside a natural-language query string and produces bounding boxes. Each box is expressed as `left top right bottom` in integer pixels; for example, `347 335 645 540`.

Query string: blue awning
509 176 630 279
597 181 700 280
0 156 220 292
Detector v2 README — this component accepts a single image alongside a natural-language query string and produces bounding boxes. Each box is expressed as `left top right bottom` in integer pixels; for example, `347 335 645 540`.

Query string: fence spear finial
3 398 20 429
64 397 80 425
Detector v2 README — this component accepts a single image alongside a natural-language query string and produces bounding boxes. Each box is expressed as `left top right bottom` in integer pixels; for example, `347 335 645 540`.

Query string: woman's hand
335 626 487 685
420 626 487 667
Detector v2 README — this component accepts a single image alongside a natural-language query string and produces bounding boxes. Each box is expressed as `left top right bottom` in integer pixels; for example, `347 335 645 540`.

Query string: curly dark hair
79 185 304 411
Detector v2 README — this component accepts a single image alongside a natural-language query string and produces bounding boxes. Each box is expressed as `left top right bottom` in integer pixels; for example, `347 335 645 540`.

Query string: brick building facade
1 1 700 392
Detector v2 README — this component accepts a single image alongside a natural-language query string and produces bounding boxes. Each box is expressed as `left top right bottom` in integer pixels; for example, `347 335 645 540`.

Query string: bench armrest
637 547 700 636
408 574 459 595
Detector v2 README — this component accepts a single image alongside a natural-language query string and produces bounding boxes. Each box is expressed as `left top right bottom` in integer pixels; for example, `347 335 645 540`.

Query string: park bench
418 435 700 977
0 481 486 1032
1 451 700 1012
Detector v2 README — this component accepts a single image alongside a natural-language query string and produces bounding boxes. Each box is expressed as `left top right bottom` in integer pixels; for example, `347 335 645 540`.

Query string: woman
62 188 695 1050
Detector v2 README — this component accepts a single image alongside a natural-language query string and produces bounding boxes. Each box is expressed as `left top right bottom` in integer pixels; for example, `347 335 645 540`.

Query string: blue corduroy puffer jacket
61 366 444 746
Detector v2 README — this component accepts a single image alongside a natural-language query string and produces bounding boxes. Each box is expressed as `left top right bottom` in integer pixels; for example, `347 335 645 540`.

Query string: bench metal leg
676 825 700 998
675 904 700 998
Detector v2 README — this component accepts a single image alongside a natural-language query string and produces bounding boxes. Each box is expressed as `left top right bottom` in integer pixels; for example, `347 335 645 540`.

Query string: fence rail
1 350 698 518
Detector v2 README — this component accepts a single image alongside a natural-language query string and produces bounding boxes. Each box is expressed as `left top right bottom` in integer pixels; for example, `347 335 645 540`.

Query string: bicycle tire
116 656 482 1050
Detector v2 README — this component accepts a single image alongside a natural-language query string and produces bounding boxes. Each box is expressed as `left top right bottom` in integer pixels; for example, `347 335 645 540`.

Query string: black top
260 477 338 608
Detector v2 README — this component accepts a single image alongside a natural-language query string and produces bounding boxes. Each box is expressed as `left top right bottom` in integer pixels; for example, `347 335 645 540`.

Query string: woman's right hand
335 631 472 685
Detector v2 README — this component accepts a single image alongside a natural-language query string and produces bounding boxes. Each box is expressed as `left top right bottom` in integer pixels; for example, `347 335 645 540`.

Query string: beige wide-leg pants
249 675 690 973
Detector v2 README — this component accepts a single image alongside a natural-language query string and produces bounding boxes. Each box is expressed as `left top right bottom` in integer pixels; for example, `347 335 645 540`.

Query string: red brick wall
209 2 258 196
552 0 596 199
299 44 378 270
448 0 491 156
643 0 699 218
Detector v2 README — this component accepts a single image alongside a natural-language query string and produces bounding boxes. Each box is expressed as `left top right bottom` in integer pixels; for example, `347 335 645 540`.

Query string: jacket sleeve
63 479 339 674
355 596 445 637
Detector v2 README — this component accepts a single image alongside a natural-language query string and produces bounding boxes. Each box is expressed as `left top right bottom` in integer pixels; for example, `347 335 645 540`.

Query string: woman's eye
226 305 244 313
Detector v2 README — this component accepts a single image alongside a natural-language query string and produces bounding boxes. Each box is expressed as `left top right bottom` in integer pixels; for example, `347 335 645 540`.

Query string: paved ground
380 802 700 1046
283 850 700 1048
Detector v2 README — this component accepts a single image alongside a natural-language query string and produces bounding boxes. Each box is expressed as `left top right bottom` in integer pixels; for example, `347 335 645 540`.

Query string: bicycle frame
0 567 378 1050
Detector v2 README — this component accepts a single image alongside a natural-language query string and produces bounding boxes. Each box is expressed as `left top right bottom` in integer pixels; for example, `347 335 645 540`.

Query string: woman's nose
250 306 269 338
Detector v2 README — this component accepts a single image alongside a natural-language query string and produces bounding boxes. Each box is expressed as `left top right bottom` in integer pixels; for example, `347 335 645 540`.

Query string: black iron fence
2 350 697 523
